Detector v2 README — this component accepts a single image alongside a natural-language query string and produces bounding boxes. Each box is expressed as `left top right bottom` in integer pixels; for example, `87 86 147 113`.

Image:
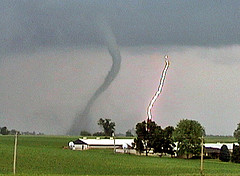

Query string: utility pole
200 135 204 176
13 132 18 175
112 132 116 153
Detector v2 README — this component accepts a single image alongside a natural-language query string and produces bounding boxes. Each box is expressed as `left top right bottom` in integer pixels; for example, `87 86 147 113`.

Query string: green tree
162 126 176 155
92 131 105 136
152 125 164 154
80 131 91 136
9 129 18 135
231 144 240 163
126 129 133 137
97 118 115 136
135 120 175 156
0 126 9 135
135 121 148 154
173 119 205 159
134 137 144 154
219 145 230 162
135 120 157 156
234 123 240 144
151 126 175 156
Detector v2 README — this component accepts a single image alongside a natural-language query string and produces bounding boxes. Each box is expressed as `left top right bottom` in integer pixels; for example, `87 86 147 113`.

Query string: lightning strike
147 55 170 121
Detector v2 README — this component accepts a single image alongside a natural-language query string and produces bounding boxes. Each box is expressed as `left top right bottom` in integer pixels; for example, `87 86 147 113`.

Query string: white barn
69 138 134 150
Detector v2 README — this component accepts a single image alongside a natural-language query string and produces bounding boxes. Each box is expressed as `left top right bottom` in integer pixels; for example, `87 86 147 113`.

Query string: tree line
0 126 44 135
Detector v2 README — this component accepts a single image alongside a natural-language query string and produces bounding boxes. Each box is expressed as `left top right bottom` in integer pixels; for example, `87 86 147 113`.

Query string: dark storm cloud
1 1 240 135
1 0 240 54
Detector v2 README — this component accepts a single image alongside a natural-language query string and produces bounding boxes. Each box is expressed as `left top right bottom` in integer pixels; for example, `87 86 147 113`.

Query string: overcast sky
0 1 240 135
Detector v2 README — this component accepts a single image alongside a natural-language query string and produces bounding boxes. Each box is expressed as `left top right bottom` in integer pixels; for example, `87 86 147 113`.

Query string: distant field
205 136 237 143
0 135 240 176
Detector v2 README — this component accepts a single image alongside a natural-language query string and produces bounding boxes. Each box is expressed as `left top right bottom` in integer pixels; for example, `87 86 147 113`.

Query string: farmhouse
69 138 134 150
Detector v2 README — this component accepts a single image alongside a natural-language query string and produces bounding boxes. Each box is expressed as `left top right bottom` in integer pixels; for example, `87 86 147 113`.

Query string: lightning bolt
147 55 170 121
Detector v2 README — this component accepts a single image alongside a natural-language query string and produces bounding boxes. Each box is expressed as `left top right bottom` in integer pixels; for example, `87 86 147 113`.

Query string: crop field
0 135 240 176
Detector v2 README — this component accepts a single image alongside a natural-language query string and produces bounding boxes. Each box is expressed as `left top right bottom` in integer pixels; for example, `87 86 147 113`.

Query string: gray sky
0 1 240 135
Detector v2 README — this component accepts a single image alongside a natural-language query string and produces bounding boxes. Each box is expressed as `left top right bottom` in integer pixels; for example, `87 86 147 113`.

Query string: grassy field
0 135 239 176
204 136 237 143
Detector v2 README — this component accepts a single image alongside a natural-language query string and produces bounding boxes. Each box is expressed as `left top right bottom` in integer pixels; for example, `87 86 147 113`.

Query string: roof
74 139 134 146
73 139 88 145
204 143 239 150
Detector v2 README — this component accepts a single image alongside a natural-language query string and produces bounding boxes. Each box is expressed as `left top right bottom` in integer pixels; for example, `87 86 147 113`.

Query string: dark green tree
162 126 176 155
97 118 115 136
134 137 144 154
135 120 157 156
234 123 240 144
135 120 175 156
173 119 205 158
9 129 18 135
135 121 148 154
231 144 240 163
152 125 164 154
0 126 9 135
126 129 134 137
219 145 230 162
151 126 175 156
92 131 105 136
80 131 91 136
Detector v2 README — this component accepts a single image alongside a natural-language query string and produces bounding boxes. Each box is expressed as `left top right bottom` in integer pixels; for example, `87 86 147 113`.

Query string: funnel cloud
67 16 121 135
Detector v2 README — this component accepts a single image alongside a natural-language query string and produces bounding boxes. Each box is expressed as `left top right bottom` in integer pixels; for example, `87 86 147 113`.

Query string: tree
173 119 205 158
152 125 164 154
135 121 148 154
126 129 134 137
92 131 105 136
162 126 176 155
80 131 91 136
97 118 115 136
151 126 175 156
231 144 240 163
135 120 175 156
135 120 157 156
134 137 144 154
234 123 240 144
9 129 18 135
0 126 9 135
219 145 230 162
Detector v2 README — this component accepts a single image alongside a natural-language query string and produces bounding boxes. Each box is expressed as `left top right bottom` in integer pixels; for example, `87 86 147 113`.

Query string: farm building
175 143 239 159
68 138 134 150
68 139 88 150
204 143 238 158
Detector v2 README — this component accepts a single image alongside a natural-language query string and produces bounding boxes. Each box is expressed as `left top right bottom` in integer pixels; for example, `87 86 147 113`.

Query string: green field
205 136 237 143
0 135 239 176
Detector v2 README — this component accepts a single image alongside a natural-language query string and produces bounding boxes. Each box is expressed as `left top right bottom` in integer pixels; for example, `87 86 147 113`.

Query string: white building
68 138 134 150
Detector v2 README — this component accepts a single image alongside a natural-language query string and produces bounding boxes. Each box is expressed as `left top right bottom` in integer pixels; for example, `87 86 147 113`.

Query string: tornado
67 17 121 135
